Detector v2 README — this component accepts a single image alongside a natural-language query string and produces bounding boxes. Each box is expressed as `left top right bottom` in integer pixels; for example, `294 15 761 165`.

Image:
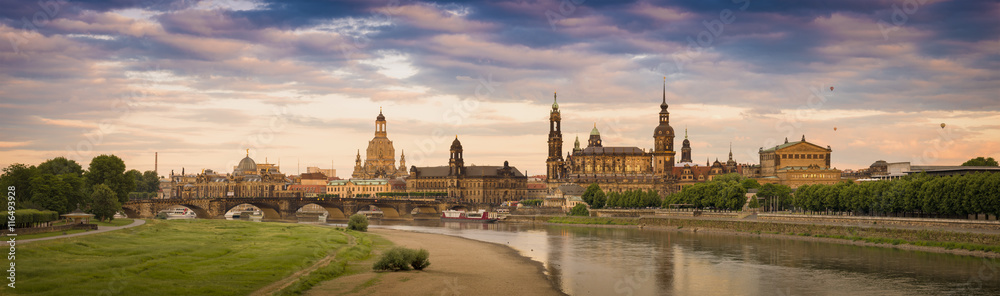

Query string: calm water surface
357 220 1000 296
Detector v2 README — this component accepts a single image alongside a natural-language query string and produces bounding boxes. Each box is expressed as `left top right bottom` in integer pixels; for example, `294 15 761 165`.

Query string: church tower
449 136 465 176
681 128 692 163
588 123 603 147
546 92 564 180
652 78 677 177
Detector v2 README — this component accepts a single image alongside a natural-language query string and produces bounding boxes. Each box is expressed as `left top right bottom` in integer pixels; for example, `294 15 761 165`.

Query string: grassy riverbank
11 219 371 295
543 216 1000 254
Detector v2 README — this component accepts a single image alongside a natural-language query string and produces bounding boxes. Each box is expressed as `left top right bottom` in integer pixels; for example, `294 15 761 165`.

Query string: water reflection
370 221 1000 296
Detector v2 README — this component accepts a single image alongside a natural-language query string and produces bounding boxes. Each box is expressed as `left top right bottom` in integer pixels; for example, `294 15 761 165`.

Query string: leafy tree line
794 172 1000 218
0 155 144 221
605 189 662 208
660 173 751 211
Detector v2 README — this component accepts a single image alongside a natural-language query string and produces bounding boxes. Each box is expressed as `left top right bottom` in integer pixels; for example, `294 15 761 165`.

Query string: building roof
761 139 831 153
412 165 526 178
328 179 389 186
577 146 646 155
300 172 327 180
236 155 256 174
907 166 1000 173
557 184 585 196
287 185 326 193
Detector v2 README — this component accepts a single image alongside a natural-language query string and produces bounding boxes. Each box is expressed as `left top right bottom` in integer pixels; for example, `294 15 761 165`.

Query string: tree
28 174 72 214
961 157 999 167
714 173 744 183
748 196 760 209
141 170 160 193
348 213 369 231
0 163 37 205
89 184 121 222
37 157 84 176
581 183 606 209
740 178 760 190
570 203 589 216
85 155 135 204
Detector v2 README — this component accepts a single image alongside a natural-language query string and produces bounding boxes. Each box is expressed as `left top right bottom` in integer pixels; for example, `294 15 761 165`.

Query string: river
360 220 1000 296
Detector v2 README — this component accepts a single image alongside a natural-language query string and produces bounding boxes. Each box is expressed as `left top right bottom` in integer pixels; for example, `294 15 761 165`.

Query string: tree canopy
86 155 135 204
581 183 606 209
89 184 121 222
962 157 999 167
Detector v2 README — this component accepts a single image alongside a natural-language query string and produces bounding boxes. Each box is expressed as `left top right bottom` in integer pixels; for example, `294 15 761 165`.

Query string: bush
348 214 368 232
569 204 589 216
411 248 430 270
373 247 431 272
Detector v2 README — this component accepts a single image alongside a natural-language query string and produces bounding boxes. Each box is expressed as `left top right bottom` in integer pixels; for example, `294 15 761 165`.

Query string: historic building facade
170 152 289 199
545 82 678 194
352 109 408 179
757 136 841 188
326 179 392 198
406 136 528 204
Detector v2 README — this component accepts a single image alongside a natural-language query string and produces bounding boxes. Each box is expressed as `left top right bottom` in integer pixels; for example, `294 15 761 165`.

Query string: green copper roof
590 125 600 136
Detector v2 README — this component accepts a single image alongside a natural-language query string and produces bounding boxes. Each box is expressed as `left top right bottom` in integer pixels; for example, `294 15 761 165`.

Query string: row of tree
0 155 147 221
793 172 1000 217
605 189 662 208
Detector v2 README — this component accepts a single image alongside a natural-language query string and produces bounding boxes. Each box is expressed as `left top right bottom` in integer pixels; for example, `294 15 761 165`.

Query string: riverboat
441 209 498 223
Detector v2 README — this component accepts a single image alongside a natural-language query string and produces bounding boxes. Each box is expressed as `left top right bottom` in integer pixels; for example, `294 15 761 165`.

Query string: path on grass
1 219 146 246
251 232 358 296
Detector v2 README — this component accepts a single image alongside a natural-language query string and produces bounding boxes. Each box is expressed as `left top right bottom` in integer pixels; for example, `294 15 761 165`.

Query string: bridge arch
294 203 349 221
354 202 403 219
121 207 141 218
224 202 282 220
155 204 213 219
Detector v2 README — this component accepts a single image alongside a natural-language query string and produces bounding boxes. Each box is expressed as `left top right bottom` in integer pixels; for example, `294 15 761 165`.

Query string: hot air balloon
940 123 946 129
830 86 834 91
834 127 838 131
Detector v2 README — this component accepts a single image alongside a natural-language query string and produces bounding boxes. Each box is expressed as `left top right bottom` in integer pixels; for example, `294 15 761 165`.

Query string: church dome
451 136 463 150
682 138 690 146
236 155 257 175
590 125 600 136
376 110 385 121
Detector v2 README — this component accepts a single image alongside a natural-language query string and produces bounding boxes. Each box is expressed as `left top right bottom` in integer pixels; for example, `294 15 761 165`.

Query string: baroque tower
652 78 676 177
449 136 465 176
681 128 692 163
547 92 564 180
588 123 603 147
352 109 408 179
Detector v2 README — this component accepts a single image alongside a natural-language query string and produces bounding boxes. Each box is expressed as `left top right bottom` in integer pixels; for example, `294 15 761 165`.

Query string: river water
363 220 1000 296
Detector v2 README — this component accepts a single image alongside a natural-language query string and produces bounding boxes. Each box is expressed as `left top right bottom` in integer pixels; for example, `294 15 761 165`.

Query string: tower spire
685 126 688 139
662 76 666 104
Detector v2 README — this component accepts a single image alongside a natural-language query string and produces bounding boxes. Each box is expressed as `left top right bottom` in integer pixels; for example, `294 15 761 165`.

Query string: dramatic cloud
1 0 997 177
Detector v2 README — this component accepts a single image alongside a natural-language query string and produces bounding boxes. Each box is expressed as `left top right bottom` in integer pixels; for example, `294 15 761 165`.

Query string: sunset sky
1 0 998 177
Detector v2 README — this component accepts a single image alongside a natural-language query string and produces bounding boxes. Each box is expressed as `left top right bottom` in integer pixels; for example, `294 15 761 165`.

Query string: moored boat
441 209 498 223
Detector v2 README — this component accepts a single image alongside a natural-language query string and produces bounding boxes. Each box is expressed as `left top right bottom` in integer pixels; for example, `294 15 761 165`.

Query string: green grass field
11 219 364 295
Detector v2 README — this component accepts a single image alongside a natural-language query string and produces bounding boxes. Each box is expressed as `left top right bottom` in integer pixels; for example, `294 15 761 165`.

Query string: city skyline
2 0 998 177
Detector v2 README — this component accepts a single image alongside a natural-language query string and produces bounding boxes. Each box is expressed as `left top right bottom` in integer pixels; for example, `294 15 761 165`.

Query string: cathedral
351 109 409 179
546 81 679 194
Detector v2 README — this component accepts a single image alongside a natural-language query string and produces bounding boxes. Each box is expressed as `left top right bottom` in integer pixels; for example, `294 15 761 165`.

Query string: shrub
348 214 368 232
569 204 589 216
411 248 430 270
372 247 431 272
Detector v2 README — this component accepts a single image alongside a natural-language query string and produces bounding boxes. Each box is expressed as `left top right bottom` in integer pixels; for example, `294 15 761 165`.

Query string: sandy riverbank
305 228 565 296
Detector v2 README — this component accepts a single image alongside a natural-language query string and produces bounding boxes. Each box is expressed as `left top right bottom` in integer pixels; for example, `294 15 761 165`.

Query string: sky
1 0 998 178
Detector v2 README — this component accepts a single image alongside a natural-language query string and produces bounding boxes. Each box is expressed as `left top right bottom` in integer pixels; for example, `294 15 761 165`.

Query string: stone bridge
122 197 491 221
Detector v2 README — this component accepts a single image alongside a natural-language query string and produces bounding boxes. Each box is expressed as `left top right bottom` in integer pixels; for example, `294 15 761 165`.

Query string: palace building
406 136 527 204
545 81 678 194
757 135 841 188
170 151 290 199
351 109 408 179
